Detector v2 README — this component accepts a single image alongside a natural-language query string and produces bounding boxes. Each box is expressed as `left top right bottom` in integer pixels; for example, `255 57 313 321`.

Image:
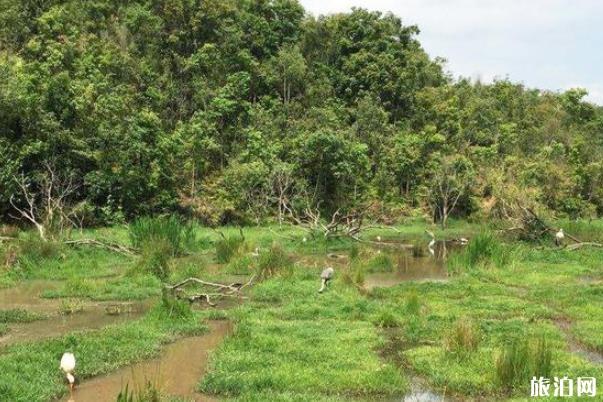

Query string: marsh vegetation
0 219 602 401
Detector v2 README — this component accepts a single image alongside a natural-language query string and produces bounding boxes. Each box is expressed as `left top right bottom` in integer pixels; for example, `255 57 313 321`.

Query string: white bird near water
426 230 436 256
555 228 565 247
60 352 76 393
319 267 334 293
376 236 382 242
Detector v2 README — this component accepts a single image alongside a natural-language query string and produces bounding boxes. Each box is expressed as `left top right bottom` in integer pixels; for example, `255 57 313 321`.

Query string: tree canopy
1 0 602 226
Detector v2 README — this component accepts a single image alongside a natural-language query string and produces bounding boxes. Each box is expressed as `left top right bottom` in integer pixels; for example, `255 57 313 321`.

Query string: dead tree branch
165 275 255 306
64 238 136 255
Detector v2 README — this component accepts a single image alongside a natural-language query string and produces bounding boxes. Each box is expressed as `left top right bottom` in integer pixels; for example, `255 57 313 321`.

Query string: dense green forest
1 0 602 227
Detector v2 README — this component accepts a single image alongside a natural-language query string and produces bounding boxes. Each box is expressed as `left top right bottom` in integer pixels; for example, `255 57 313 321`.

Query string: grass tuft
444 317 481 359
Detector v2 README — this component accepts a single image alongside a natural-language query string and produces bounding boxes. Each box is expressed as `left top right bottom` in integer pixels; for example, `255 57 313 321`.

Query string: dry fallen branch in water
166 275 255 306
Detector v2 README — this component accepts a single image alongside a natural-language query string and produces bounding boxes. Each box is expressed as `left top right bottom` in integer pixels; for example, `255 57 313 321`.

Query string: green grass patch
0 308 45 323
200 318 407 398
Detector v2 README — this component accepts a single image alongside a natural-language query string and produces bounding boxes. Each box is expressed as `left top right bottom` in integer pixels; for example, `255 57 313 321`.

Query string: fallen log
565 242 603 251
64 238 136 255
166 275 255 306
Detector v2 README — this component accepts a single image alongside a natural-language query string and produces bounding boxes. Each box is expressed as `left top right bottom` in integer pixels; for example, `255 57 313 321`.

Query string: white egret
426 230 436 256
318 267 334 293
60 352 76 394
555 228 565 247
376 236 382 242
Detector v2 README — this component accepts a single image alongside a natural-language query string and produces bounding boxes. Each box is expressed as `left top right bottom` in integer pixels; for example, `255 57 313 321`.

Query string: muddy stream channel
0 241 464 401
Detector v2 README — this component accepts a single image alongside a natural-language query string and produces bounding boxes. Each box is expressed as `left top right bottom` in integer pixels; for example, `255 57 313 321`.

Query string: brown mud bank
63 320 232 402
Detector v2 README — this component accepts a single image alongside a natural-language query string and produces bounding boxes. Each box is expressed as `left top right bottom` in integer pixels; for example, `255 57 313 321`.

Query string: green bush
136 240 172 281
214 234 245 264
256 243 292 280
130 216 195 256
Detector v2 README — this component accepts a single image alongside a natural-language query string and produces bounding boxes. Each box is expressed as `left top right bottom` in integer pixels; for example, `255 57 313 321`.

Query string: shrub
136 240 172 281
214 233 245 263
130 216 195 256
444 317 481 359
256 243 292 280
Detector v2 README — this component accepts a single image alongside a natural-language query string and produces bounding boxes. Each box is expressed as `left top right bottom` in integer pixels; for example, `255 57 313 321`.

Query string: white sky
299 0 603 104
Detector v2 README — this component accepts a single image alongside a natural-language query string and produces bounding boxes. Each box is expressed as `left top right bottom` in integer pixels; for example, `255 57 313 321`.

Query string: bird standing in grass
555 228 565 247
319 267 334 293
60 352 76 395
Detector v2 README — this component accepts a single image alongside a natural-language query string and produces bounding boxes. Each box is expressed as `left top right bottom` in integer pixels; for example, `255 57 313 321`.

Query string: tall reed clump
214 231 245 263
136 239 172 281
449 231 510 272
495 336 553 393
130 216 196 256
444 317 481 359
255 242 292 280
367 252 394 272
405 292 421 315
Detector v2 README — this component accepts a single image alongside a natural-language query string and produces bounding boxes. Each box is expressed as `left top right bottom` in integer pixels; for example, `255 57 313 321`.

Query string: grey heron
319 267 334 293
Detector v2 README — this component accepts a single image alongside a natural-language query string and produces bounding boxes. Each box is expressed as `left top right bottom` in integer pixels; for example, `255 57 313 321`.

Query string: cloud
299 0 603 105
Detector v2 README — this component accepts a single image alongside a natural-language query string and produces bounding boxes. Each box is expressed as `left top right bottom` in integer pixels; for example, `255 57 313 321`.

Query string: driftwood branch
565 242 603 251
165 275 255 306
64 238 136 255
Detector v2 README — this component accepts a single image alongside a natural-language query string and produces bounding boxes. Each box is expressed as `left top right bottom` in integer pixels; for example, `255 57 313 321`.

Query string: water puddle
365 243 451 289
402 378 456 402
64 320 232 402
1 303 148 347
0 280 150 347
0 280 62 313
